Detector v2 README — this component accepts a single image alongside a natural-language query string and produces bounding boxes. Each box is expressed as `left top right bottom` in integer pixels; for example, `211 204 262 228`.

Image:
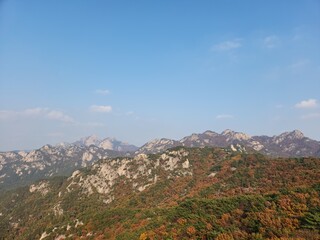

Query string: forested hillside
0 147 319 239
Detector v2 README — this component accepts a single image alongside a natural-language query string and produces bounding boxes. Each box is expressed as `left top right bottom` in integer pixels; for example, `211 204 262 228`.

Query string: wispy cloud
0 110 17 120
46 110 74 123
216 114 234 119
292 34 302 41
301 113 320 120
295 99 318 109
288 59 309 73
95 89 110 95
85 122 105 127
0 108 74 123
125 111 134 116
263 35 279 48
211 39 242 51
90 105 112 113
24 107 48 116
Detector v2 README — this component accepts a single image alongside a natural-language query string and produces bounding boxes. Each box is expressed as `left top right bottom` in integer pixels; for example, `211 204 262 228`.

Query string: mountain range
0 146 319 239
0 129 319 192
0 137 136 192
136 129 320 157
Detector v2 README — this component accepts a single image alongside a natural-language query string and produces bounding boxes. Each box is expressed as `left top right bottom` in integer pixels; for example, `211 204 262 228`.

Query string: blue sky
1 0 320 150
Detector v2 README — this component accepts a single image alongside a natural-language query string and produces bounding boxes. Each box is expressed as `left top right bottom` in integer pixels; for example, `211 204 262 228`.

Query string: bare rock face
76 135 101 147
67 148 192 205
29 181 50 196
74 136 138 152
221 129 251 141
135 138 180 155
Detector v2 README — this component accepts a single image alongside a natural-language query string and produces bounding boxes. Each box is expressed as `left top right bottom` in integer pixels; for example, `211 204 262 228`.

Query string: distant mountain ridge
136 129 320 157
0 129 319 192
73 135 138 152
0 136 138 192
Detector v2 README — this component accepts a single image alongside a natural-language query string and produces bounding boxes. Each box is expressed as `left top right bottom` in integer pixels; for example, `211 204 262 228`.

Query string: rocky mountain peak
275 130 305 143
79 135 101 146
289 129 305 139
150 138 174 145
203 130 218 137
40 144 54 151
135 138 179 155
221 129 251 141
55 142 71 148
221 129 233 135
98 138 114 150
72 136 138 152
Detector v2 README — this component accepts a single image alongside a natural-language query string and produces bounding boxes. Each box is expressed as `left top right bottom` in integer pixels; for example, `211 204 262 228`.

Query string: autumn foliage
0 147 319 239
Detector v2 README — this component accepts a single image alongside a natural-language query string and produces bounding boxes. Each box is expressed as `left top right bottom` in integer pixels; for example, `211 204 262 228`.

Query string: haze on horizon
0 0 320 151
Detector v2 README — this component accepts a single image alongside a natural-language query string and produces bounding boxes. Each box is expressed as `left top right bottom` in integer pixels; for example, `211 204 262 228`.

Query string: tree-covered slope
0 147 319 239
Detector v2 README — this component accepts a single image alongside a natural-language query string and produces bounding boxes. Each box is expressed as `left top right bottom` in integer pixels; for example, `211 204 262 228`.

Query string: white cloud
263 35 279 48
216 114 234 119
46 110 74 123
90 105 112 113
23 107 48 116
0 108 74 123
295 99 317 109
211 39 242 51
95 89 110 95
